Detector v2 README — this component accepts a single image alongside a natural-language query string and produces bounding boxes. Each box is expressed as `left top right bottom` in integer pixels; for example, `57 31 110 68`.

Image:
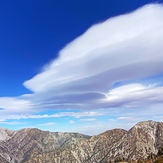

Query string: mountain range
0 120 163 163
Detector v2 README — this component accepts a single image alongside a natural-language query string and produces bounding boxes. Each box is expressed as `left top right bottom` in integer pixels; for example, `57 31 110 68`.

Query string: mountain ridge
0 120 163 163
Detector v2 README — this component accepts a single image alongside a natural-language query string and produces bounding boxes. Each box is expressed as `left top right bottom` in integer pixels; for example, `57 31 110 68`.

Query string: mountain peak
136 120 158 126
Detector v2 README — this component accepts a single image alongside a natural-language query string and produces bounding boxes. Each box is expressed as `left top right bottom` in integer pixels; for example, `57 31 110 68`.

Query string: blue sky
0 0 163 135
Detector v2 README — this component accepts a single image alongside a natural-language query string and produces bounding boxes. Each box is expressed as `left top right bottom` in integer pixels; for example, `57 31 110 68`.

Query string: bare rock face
0 128 16 163
109 120 163 161
25 128 127 163
0 120 163 163
0 128 90 163
0 128 16 141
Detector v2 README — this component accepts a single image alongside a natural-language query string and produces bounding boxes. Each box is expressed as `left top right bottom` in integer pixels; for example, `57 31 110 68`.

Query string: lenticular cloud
24 4 163 93
3 4 163 112
0 4 158 113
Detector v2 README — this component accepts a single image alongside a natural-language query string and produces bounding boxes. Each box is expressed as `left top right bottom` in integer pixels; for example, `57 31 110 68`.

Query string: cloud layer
0 4 163 119
25 4 163 110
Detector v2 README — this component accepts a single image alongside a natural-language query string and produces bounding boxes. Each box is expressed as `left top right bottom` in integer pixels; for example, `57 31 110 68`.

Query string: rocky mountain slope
0 120 163 163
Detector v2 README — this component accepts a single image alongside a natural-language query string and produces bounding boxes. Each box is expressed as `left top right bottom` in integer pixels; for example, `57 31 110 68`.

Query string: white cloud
22 4 163 111
0 97 32 113
0 121 26 125
79 118 97 122
24 4 163 93
0 111 104 121
69 120 75 124
0 4 163 115
103 83 163 108
117 116 133 120
37 122 56 126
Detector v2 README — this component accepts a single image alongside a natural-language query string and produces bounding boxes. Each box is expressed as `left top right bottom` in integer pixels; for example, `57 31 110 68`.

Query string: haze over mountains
0 120 162 163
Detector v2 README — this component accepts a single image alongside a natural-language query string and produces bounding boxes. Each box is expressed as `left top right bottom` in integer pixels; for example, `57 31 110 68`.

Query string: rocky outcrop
0 120 163 163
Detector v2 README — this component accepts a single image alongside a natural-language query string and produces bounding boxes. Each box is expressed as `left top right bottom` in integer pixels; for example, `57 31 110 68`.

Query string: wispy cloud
0 111 104 121
103 83 163 108
69 120 75 124
0 97 32 113
79 118 97 122
0 121 26 125
37 122 56 126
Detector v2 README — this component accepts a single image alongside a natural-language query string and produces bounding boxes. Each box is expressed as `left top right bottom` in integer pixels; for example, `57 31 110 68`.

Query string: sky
0 0 163 135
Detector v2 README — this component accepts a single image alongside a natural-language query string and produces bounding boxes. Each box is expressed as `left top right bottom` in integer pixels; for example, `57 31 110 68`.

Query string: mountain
0 120 163 163
109 120 163 161
0 128 89 163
